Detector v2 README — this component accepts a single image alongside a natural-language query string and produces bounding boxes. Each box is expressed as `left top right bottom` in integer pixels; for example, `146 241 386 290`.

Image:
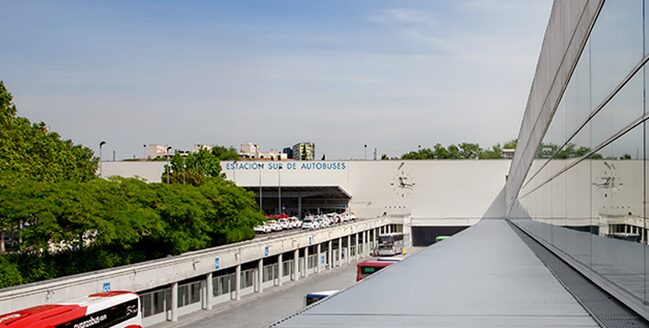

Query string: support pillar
363 231 368 257
347 235 351 264
171 282 178 322
316 244 321 273
298 197 302 218
277 254 283 286
337 237 343 266
375 228 379 247
328 240 333 270
293 249 299 281
257 258 264 293
205 272 213 310
355 233 359 260
235 264 241 301
304 247 309 278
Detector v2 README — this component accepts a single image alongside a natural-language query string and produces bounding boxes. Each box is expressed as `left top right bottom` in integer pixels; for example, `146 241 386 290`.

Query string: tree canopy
400 140 516 160
0 82 264 288
0 82 97 182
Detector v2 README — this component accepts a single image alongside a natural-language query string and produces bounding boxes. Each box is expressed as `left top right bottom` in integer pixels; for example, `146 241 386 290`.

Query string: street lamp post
99 141 106 178
259 166 263 212
278 165 282 215
364 144 367 160
232 160 237 184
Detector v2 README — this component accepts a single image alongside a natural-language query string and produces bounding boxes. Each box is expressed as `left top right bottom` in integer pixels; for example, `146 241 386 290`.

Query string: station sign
224 161 347 171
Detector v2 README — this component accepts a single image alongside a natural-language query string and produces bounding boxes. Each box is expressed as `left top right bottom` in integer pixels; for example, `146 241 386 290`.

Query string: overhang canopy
241 186 351 199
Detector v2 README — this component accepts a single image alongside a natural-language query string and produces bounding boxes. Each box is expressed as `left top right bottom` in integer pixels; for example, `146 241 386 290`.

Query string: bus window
305 290 338 306
377 233 405 256
356 260 395 281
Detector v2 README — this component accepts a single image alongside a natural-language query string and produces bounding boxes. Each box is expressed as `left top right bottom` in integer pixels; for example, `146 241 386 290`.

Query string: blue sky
1 0 552 159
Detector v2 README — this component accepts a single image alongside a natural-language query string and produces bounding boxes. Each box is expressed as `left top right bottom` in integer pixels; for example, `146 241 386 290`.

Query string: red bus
0 291 142 328
356 260 395 281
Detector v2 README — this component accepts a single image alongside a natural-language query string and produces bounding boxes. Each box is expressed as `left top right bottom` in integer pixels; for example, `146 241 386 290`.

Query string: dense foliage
0 82 264 288
399 141 515 160
0 82 97 182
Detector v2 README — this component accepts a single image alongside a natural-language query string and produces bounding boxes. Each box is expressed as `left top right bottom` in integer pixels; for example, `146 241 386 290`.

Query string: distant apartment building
502 148 515 160
293 142 315 161
239 142 288 160
145 144 172 159
194 144 213 152
239 142 260 159
283 147 294 159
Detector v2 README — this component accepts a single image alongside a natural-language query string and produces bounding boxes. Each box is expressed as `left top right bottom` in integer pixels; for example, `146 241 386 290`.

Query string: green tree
211 146 239 160
479 144 503 159
0 256 23 288
0 81 97 182
162 149 223 185
459 143 482 159
503 139 517 149
433 144 449 159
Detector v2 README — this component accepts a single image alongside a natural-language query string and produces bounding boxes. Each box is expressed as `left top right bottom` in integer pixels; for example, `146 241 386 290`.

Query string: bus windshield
356 261 394 281
377 233 405 256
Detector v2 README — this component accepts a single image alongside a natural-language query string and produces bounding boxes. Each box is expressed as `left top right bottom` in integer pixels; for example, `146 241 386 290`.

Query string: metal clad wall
506 0 603 213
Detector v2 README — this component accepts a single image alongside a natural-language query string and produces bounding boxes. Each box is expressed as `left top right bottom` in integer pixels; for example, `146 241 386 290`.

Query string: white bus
0 291 142 328
377 233 405 256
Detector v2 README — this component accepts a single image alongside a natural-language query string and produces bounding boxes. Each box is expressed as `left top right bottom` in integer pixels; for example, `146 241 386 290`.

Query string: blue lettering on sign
103 282 111 292
225 161 347 171
264 246 269 257
214 257 220 270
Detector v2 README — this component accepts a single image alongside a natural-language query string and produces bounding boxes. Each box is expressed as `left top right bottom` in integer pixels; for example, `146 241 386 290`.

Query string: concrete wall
224 160 510 226
0 218 392 315
506 0 604 213
101 160 510 226
100 161 168 182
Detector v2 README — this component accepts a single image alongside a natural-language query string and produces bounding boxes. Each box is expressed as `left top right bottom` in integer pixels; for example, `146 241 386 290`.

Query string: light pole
233 160 237 184
278 165 282 215
364 144 367 160
259 165 263 212
143 144 147 160
99 141 106 178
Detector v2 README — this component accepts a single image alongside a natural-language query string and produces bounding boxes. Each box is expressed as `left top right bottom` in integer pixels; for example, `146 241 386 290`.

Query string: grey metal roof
270 219 599 327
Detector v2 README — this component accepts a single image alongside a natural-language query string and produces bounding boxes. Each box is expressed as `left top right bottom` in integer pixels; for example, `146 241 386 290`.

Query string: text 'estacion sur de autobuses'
224 162 347 171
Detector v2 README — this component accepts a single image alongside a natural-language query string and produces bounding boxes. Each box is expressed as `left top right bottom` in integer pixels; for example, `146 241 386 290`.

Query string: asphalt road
168 258 361 328
157 247 422 328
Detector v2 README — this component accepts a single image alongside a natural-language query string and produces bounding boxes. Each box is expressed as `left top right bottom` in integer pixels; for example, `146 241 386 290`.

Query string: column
355 233 359 260
347 235 351 264
257 259 264 293
316 244 321 273
293 249 299 281
328 240 333 270
375 228 379 248
205 272 213 310
171 282 178 322
338 237 342 267
298 197 302 218
235 264 241 301
363 231 368 257
304 247 309 278
277 254 283 286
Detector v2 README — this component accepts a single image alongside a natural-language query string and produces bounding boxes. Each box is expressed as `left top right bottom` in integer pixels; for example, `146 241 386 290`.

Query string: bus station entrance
244 186 352 218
